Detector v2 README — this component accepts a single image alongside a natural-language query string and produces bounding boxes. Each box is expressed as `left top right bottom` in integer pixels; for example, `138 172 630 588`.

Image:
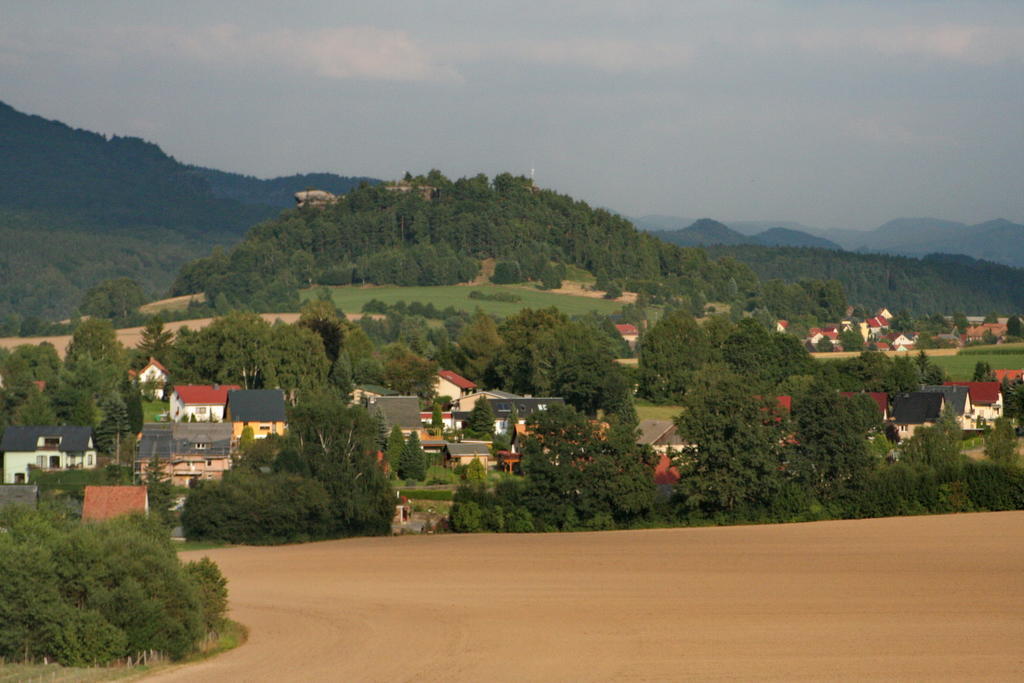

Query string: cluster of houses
778 309 1015 353
357 369 565 473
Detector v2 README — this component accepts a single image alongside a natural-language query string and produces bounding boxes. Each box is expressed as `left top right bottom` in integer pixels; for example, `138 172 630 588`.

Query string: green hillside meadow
303 284 625 318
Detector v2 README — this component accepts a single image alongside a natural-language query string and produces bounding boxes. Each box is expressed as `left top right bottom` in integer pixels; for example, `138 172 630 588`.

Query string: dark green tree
399 431 426 481
466 398 496 438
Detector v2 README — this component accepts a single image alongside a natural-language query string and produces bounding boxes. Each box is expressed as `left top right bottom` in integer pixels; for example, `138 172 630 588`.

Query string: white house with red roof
169 384 241 422
775 320 789 333
435 370 477 400
130 357 170 399
946 382 1004 423
994 369 1024 384
865 316 890 339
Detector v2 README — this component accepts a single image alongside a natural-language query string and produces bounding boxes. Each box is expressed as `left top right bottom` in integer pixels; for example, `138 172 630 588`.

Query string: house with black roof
919 385 973 429
225 389 288 441
0 426 97 484
891 392 945 440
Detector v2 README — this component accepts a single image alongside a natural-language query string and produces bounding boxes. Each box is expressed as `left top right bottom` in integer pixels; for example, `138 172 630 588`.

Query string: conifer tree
385 425 405 471
399 431 426 481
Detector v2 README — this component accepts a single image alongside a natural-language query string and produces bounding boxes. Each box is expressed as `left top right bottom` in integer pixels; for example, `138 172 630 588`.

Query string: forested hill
171 172 759 311
699 243 1024 315
0 101 375 323
0 101 274 236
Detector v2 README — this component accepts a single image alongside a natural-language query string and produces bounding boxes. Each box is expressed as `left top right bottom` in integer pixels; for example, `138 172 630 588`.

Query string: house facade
891 392 944 440
169 385 240 422
131 358 169 399
226 389 288 440
946 382 1003 425
435 370 477 400
137 423 234 487
0 426 97 484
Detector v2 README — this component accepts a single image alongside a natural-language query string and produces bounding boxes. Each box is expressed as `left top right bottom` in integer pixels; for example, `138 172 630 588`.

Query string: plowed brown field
153 512 1024 681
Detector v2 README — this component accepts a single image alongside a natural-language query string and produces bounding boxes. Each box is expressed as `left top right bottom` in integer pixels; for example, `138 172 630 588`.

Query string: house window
196 406 209 415
193 442 209 450
42 437 60 449
49 455 61 469
36 455 46 467
260 424 271 431
537 404 547 411
14 473 25 484
87 454 93 466
206 459 213 467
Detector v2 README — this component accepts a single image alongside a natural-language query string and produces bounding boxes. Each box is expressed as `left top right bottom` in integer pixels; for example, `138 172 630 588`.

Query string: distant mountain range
634 214 1024 268
648 218 842 251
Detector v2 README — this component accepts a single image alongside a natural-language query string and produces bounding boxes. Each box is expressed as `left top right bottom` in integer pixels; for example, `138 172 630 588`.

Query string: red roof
994 369 1024 383
615 323 639 336
143 357 169 375
173 384 241 405
776 395 792 412
653 452 680 485
945 382 1002 405
776 320 789 329
437 370 476 391
82 486 148 521
841 391 889 415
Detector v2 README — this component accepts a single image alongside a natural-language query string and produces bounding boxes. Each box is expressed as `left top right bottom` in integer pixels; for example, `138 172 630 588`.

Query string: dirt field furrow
152 512 1024 681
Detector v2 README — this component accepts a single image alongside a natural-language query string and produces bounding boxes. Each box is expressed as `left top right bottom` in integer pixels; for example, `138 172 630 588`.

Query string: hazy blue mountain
727 220 820 236
846 217 1024 267
631 214 696 232
752 227 842 250
659 218 750 246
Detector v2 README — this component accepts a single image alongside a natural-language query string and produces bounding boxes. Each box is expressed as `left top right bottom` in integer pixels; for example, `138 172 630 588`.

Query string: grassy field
143 400 169 423
303 284 624 318
930 353 1024 380
635 401 683 421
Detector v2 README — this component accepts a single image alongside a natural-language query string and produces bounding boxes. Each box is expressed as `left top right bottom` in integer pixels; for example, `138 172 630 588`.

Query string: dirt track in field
154 512 1024 682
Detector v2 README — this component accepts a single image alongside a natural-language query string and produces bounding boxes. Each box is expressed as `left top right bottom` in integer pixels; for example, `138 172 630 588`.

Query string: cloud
446 38 694 74
0 23 461 83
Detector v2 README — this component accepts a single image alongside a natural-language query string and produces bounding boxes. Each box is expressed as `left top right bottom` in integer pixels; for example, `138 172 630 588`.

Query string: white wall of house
169 394 226 422
3 447 97 484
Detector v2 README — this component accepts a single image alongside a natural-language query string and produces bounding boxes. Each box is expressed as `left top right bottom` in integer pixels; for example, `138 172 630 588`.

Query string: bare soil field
153 512 1024 682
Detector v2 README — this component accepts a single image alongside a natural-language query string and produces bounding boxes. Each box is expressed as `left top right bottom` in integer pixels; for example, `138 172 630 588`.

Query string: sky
2 1 1023 229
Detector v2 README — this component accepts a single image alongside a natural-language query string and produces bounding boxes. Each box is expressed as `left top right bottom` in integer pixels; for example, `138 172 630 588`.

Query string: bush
450 501 484 532
0 507 224 666
491 261 524 284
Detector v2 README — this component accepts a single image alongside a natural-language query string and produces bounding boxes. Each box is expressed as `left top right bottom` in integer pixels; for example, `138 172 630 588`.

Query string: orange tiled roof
82 486 148 521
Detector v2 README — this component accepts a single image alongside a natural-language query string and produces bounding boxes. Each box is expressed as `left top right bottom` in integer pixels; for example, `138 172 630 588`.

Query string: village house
435 370 477 400
945 382 1003 425
369 396 423 435
81 486 148 521
226 389 288 440
137 423 234 487
352 384 398 404
891 392 944 440
0 426 97 484
444 442 493 468
130 357 170 399
919 384 974 429
449 389 521 413
964 323 1007 343
994 369 1024 384
637 419 687 487
775 320 789 334
169 384 240 422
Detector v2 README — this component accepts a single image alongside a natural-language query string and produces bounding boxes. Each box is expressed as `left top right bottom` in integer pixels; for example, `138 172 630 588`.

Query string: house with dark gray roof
1 426 97 484
891 392 945 440
919 385 973 429
137 423 234 487
369 396 423 434
487 397 565 435
226 389 288 440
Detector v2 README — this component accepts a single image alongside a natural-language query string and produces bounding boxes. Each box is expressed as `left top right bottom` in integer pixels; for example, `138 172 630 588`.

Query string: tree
124 380 144 434
637 311 713 403
816 337 834 352
1007 315 1023 339
329 351 354 396
14 386 56 425
385 425 405 471
145 456 175 528
466 398 496 438
381 343 437 398
465 457 487 484
539 264 562 290
788 385 879 502
298 299 347 362
65 318 127 395
79 277 146 320
673 369 786 516
398 431 426 481
458 310 503 382
96 393 130 462
430 402 444 436
839 327 864 352
137 315 175 362
238 425 256 453
984 418 1018 465
973 361 995 382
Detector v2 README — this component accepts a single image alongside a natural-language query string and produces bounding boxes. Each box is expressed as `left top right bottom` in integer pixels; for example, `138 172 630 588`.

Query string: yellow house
225 390 288 440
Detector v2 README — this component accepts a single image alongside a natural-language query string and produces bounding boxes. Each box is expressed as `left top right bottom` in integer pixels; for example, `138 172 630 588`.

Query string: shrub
450 501 484 532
